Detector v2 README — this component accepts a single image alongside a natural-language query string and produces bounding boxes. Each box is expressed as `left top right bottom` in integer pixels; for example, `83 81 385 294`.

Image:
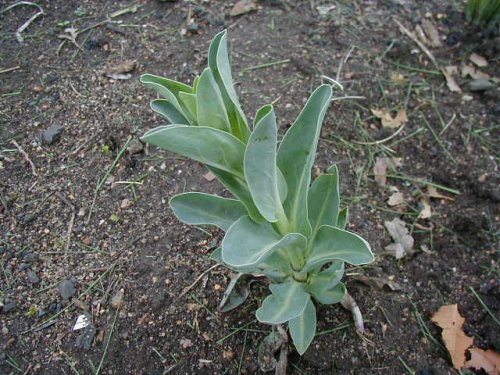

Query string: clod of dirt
59 279 76 301
384 218 415 259
127 138 144 154
41 125 64 145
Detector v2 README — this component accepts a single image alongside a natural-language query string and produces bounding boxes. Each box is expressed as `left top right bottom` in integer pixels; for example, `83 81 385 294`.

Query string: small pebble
111 289 125 309
59 279 76 300
41 125 64 145
3 300 17 313
27 270 40 284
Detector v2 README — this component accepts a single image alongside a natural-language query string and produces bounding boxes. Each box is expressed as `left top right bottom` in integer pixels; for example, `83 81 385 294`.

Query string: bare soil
1 1 498 374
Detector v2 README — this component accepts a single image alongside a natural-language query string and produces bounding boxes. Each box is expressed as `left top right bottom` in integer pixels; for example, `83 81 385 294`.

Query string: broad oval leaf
255 281 310 324
244 105 285 222
308 260 344 296
311 282 346 305
196 67 231 132
289 298 316 355
208 31 250 142
141 125 245 177
169 192 246 231
303 225 373 272
150 99 190 125
308 165 340 238
222 216 306 268
277 85 333 236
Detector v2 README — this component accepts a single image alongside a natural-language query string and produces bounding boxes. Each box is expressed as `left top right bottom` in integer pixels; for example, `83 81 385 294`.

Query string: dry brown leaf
351 275 402 291
203 171 216 182
442 66 462 93
465 348 500 375
384 218 415 259
418 197 432 219
107 60 137 74
461 64 490 80
421 18 442 47
427 186 454 201
387 192 404 206
374 157 388 186
230 0 257 16
371 108 408 129
431 304 474 370
470 53 488 67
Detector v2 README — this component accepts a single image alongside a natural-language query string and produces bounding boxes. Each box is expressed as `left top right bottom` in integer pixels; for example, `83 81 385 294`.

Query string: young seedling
141 30 374 357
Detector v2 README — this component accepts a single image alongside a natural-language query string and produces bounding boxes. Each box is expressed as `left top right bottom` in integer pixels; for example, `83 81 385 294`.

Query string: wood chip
387 192 404 206
470 53 488 67
371 108 408 129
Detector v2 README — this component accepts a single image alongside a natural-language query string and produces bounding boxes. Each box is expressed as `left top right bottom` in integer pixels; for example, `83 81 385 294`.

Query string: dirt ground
1 0 499 374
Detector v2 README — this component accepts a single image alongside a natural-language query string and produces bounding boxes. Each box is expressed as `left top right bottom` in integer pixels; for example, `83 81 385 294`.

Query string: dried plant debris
470 53 488 67
384 218 415 259
230 0 257 16
371 108 408 129
431 304 500 374
373 157 403 187
351 275 402 291
442 66 462 93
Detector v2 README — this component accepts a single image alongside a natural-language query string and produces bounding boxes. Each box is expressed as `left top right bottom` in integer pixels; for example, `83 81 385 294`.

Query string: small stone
187 22 199 33
111 289 125 309
223 351 235 360
41 125 64 145
0 246 5 255
469 79 495 92
26 270 40 284
22 252 38 263
75 324 96 350
127 138 144 154
81 236 93 246
180 338 193 349
48 302 61 314
3 300 17 313
59 279 76 300
120 199 131 210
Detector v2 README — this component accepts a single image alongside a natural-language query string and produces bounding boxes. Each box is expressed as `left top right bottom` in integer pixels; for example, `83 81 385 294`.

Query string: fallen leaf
374 157 388 186
431 304 474 369
470 53 488 67
421 18 442 47
390 72 406 85
387 192 405 206
427 186 454 201
460 64 490 80
371 108 408 129
351 275 402 291
107 60 137 74
384 218 415 259
442 66 462 93
418 197 432 219
465 348 500 375
230 0 257 16
203 171 216 182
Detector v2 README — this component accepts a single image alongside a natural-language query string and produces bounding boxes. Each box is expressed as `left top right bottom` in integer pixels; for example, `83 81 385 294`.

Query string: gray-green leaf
308 260 344 296
141 125 245 177
337 207 348 230
289 298 316 355
255 281 310 324
222 216 306 268
303 225 373 272
197 67 231 132
310 282 346 305
308 165 340 238
244 105 285 223
150 99 190 125
277 85 333 236
169 192 246 231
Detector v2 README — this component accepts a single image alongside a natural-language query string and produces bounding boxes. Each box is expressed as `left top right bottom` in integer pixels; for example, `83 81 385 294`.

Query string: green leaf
178 92 197 123
196 67 231 132
277 168 288 203
207 166 263 223
208 30 250 142
244 105 286 222
308 165 340 238
277 85 333 236
140 74 193 97
303 225 373 272
337 207 348 230
289 298 316 355
169 192 246 231
308 261 344 296
222 216 306 268
255 281 310 324
150 99 190 125
311 282 346 305
218 273 252 313
141 125 245 176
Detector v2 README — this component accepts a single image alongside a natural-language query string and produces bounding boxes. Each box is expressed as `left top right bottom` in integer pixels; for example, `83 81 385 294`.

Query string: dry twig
11 140 37 176
180 264 220 297
341 292 365 333
0 1 45 44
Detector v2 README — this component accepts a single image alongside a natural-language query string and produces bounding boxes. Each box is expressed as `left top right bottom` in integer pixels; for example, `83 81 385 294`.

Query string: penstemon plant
141 30 374 355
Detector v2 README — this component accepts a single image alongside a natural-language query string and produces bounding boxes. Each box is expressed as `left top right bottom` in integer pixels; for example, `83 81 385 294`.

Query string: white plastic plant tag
73 314 90 331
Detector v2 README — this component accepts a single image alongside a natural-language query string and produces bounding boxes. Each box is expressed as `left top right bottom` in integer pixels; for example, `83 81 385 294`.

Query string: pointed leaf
308 260 344 295
277 168 288 202
256 281 310 324
304 225 373 272
244 105 285 222
207 166 263 222
222 216 306 268
178 92 197 123
289 298 316 355
311 282 346 305
218 273 252 312
141 74 193 96
308 166 340 238
208 30 250 142
141 125 245 176
196 67 231 132
169 192 246 231
150 99 190 125
337 207 348 230
277 85 333 236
